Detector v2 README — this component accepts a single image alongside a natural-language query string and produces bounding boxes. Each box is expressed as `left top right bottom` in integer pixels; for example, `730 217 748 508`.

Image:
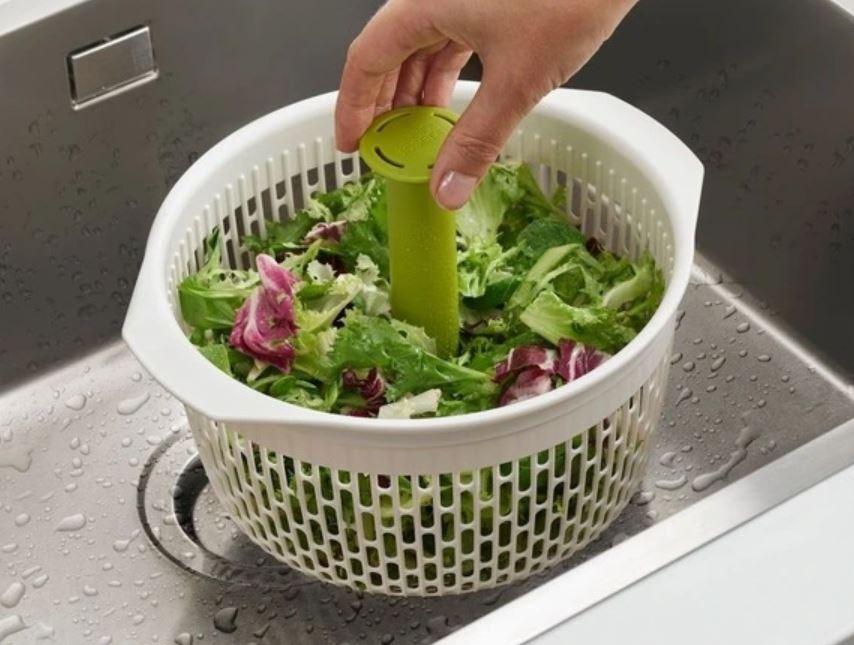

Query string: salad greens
246 437 607 582
179 161 664 418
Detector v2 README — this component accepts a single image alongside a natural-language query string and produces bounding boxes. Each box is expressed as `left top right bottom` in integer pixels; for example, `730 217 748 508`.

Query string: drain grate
137 429 301 590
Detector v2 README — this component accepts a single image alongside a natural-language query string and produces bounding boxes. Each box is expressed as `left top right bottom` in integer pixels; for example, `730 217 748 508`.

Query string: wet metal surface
2 0 854 642
1 266 851 644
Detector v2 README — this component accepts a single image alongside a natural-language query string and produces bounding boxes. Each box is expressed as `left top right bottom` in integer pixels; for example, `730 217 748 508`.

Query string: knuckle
345 39 365 67
452 130 502 164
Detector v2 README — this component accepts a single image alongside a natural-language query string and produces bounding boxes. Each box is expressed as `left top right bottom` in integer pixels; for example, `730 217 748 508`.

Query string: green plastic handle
359 106 460 357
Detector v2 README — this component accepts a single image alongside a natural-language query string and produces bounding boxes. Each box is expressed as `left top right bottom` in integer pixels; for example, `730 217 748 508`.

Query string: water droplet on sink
0 615 26 642
132 614 145 625
64 394 87 411
710 356 726 371
20 566 40 580
113 529 140 552
0 582 25 608
669 352 682 365
34 622 55 640
0 444 33 472
97 637 112 645
174 634 194 645
676 387 692 405
213 607 238 633
83 585 98 596
425 616 452 638
14 513 30 527
117 393 150 415
632 490 654 505
32 574 49 589
56 513 86 532
655 475 687 490
722 305 736 319
736 321 750 333
692 425 760 492
659 451 677 468
757 354 771 362
682 361 695 372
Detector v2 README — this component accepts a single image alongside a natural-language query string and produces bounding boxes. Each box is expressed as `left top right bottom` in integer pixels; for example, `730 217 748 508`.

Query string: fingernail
436 171 477 210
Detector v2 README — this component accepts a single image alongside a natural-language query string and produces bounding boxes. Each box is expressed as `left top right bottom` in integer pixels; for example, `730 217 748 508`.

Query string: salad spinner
123 82 703 595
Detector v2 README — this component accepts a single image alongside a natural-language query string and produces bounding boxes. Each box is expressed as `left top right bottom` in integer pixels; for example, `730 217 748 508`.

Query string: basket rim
123 82 703 442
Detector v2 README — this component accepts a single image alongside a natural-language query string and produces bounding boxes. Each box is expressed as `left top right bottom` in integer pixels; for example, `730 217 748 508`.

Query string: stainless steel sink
1 0 852 643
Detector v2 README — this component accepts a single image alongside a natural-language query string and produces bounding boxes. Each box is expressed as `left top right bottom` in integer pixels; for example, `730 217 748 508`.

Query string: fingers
374 69 401 117
421 41 472 107
431 67 538 210
335 1 443 152
393 45 439 108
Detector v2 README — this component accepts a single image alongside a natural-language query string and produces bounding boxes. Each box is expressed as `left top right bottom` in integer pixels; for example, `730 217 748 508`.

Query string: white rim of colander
123 82 703 440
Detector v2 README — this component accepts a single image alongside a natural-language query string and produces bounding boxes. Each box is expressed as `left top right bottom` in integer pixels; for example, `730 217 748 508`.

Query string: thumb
430 74 535 210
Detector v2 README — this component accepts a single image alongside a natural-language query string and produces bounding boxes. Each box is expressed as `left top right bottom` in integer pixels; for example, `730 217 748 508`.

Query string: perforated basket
123 82 702 596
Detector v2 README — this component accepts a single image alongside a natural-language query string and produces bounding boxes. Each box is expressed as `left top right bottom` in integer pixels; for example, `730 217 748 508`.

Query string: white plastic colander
123 82 703 596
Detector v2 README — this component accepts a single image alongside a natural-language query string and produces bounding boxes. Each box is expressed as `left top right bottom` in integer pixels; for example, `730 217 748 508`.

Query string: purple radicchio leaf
342 407 376 418
304 220 346 244
228 254 299 371
499 367 555 406
342 367 386 408
494 345 556 383
494 340 607 407
555 339 607 384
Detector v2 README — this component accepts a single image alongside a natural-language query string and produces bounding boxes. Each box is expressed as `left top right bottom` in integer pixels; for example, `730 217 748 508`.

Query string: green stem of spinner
386 180 459 357
358 106 461 357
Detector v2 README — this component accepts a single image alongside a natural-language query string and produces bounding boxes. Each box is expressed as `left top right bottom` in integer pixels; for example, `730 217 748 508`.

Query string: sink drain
137 428 300 589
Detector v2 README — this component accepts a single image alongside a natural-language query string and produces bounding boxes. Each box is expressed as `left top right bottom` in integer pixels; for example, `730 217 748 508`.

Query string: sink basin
0 0 852 643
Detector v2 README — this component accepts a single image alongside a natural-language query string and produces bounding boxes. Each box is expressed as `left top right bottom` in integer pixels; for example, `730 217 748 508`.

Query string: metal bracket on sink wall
67 24 158 109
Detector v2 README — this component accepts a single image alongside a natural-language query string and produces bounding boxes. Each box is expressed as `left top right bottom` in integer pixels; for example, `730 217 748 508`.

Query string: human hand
335 0 636 209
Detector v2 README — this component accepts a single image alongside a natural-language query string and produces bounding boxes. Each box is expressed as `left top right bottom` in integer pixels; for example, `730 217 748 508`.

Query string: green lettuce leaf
520 290 636 353
456 163 526 246
315 176 385 224
242 213 316 256
331 214 389 278
178 231 258 330
516 217 584 261
296 273 362 333
268 375 330 411
608 253 665 329
602 252 658 309
457 242 520 300
197 343 232 376
331 313 494 403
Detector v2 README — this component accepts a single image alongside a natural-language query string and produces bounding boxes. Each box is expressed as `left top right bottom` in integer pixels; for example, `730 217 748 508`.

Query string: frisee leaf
520 290 636 353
